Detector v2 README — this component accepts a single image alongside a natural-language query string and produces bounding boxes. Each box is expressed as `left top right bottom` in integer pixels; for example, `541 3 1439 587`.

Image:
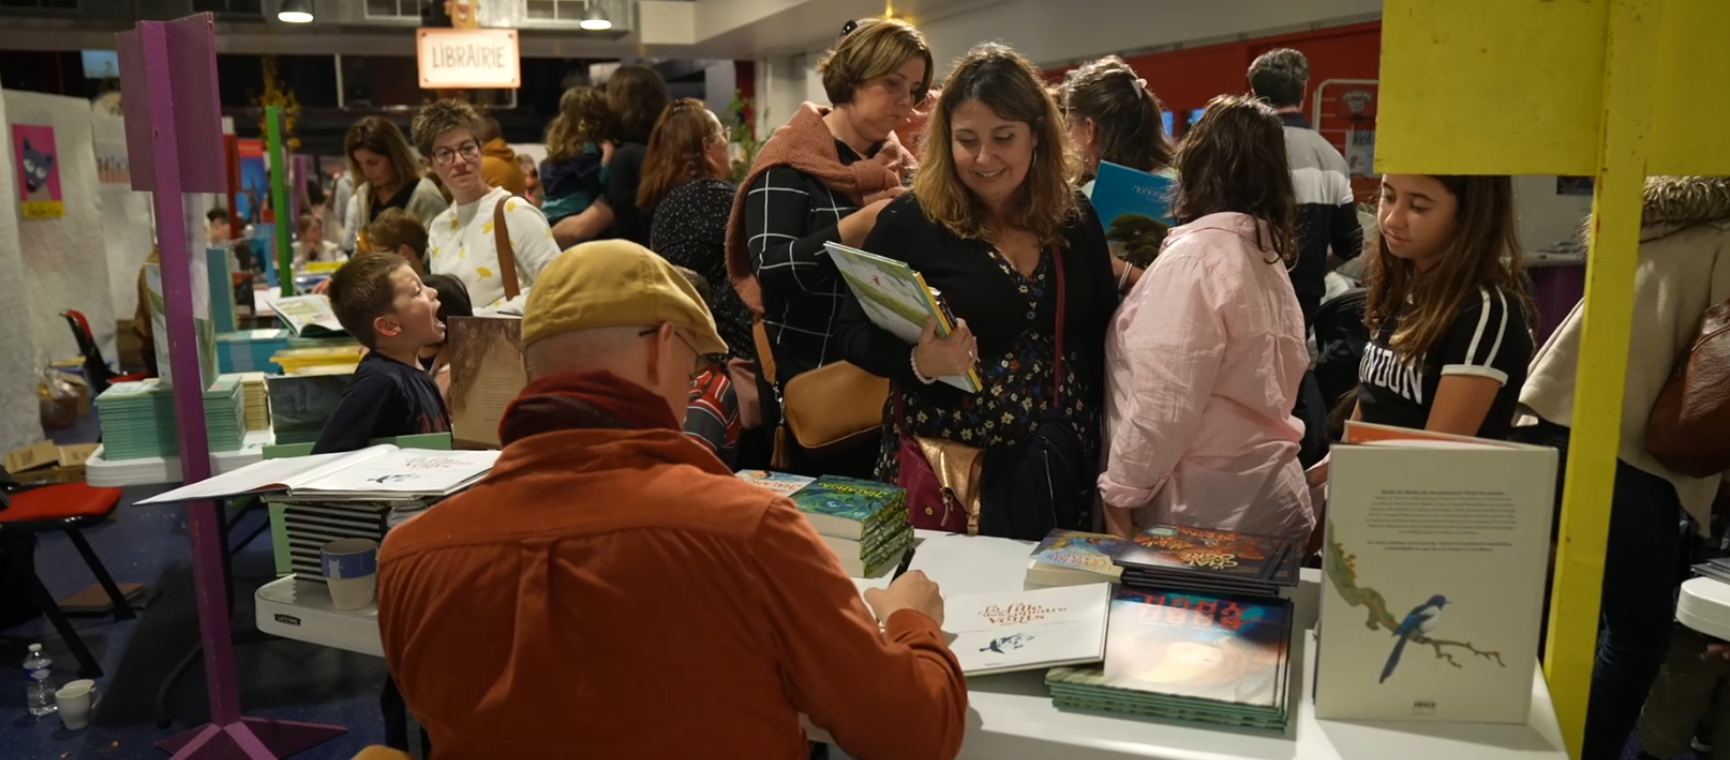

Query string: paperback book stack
274 498 425 582
737 471 916 577
93 376 247 460
236 372 271 431
214 329 358 375
266 374 352 446
1025 525 1299 598
1046 587 1294 734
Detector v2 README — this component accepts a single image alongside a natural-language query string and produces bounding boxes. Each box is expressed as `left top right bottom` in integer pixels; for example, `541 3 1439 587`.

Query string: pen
890 544 916 581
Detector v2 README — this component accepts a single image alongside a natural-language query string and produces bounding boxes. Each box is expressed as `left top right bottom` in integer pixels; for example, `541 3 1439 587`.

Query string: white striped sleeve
1439 287 1522 385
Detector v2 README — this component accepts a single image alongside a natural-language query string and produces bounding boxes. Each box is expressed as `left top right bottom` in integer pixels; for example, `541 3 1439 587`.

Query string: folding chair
0 482 134 678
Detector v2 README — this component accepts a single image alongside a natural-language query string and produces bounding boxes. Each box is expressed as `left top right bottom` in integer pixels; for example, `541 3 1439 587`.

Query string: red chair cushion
0 484 123 526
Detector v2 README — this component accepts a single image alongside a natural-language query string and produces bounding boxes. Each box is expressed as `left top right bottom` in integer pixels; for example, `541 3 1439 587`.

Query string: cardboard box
5 441 97 485
61 373 91 417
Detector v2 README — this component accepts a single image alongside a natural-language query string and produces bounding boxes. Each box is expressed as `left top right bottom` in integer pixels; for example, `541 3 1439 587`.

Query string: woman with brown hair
1099 94 1313 544
835 42 1118 538
725 17 933 478
1062 55 1175 290
552 65 671 248
642 99 753 363
1344 175 1533 439
339 116 448 255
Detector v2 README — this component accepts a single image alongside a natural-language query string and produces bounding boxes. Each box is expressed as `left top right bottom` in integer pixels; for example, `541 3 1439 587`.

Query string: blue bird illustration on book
1381 594 1449 683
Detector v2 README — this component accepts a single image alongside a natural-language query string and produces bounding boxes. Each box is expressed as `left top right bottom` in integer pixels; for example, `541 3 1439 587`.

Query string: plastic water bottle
23 643 56 717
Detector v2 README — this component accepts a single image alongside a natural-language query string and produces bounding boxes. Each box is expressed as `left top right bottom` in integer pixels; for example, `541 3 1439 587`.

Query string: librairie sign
417 28 520 89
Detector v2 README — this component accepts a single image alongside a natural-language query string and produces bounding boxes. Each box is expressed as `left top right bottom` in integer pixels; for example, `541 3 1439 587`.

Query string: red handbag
898 246 1068 534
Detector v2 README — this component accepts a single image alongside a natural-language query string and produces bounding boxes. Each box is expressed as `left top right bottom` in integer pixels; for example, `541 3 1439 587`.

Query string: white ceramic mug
56 679 97 730
321 538 380 611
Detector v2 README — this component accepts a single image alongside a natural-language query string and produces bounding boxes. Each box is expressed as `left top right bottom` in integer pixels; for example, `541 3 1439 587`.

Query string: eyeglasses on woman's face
431 141 481 167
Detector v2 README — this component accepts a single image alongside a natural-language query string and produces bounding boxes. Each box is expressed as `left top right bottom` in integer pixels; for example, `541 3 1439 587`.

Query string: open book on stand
1313 421 1555 724
824 242 982 392
272 294 348 338
139 444 499 504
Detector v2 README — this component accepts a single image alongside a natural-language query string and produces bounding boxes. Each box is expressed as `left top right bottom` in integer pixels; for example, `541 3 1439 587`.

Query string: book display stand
116 13 346 759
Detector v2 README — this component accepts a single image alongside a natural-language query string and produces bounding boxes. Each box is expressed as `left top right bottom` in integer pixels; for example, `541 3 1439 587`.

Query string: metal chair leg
65 528 135 621
30 575 101 678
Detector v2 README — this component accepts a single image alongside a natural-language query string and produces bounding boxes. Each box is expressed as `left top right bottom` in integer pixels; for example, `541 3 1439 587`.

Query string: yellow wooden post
1543 3 1660 756
1378 0 1730 755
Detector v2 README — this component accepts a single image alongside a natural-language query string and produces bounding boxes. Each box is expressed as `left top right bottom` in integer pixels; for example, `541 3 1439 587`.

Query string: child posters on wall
13 125 64 219
95 141 130 185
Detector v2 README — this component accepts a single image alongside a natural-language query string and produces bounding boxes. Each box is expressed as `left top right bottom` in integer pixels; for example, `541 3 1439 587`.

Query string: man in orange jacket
376 240 968 760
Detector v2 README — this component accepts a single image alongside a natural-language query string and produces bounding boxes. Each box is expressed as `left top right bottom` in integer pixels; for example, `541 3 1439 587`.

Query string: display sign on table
12 124 64 219
417 28 520 90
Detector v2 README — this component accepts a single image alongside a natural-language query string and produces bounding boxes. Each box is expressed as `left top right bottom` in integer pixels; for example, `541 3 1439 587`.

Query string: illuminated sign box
417 28 521 90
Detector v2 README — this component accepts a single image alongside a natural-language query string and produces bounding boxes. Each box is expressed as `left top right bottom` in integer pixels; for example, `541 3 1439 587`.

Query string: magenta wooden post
118 13 345 760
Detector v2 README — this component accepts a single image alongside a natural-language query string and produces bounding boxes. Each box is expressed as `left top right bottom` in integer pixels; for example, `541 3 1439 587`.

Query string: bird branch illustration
1325 533 1506 671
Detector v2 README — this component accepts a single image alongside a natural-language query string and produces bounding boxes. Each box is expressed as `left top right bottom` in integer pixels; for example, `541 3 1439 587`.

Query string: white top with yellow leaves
426 186 561 313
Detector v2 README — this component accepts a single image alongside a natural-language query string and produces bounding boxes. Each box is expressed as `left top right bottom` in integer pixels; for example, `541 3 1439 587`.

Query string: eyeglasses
638 326 727 380
431 141 481 167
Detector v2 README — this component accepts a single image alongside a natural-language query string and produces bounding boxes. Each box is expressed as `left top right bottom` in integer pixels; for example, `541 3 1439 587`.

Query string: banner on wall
1346 129 1377 178
95 141 130 185
12 125 64 219
417 28 520 89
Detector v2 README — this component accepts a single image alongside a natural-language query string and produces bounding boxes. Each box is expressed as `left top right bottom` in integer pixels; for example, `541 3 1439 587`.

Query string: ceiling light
580 2 612 31
277 0 314 23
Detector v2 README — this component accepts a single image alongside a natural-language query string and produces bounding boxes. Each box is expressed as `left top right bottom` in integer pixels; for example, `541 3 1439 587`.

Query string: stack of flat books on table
271 346 364 375
265 373 352 446
1025 525 1299 598
215 329 358 375
1046 587 1293 733
93 376 247 460
236 372 270 431
737 471 915 577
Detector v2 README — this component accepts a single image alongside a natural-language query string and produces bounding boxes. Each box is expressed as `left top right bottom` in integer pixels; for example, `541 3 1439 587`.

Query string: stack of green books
93 376 247 460
1045 587 1294 735
265 373 352 446
789 476 915 578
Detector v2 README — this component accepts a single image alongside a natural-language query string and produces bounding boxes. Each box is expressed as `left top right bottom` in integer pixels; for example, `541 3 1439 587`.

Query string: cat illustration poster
12 125 64 219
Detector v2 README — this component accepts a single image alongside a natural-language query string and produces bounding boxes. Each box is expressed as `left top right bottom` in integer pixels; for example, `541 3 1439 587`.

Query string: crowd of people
262 17 1727 760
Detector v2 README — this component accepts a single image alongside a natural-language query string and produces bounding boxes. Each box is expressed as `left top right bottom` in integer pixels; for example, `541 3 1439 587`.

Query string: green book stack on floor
790 476 915 578
93 376 247 460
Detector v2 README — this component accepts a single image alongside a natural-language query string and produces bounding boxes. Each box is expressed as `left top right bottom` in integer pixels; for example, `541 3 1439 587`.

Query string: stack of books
265 374 352 446
93 376 247 460
274 497 426 583
271 345 364 375
1046 587 1293 734
215 329 357 375
736 471 915 577
236 372 271 431
1025 525 1299 597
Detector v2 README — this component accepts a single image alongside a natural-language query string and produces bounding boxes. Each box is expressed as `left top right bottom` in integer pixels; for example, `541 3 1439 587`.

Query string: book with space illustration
1313 421 1555 723
944 582 1112 676
824 241 981 392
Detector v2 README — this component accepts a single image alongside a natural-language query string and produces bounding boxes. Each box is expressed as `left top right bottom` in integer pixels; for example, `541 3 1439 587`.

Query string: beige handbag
754 321 889 467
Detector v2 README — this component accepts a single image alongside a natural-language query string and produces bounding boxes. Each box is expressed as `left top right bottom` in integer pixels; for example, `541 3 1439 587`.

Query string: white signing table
257 530 1570 760
1677 576 1730 642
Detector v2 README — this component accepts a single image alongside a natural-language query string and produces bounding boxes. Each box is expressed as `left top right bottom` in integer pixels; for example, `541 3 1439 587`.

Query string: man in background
1249 47 1364 469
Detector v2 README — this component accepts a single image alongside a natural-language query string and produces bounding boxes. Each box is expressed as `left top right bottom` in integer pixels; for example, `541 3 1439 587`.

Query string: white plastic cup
321 538 379 611
55 679 97 730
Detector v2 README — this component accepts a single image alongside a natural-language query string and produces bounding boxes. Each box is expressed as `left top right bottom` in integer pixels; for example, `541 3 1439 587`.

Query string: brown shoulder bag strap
492 194 522 300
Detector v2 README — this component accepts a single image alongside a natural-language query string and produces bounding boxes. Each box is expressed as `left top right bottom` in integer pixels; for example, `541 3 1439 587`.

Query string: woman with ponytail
1061 55 1176 289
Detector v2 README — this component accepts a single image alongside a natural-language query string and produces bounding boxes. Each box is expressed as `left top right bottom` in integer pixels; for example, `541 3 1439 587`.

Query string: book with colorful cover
1026 530 1130 588
824 241 982 392
1089 161 1177 269
790 476 910 541
1103 589 1291 706
735 470 816 497
945 583 1113 676
1114 524 1290 583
